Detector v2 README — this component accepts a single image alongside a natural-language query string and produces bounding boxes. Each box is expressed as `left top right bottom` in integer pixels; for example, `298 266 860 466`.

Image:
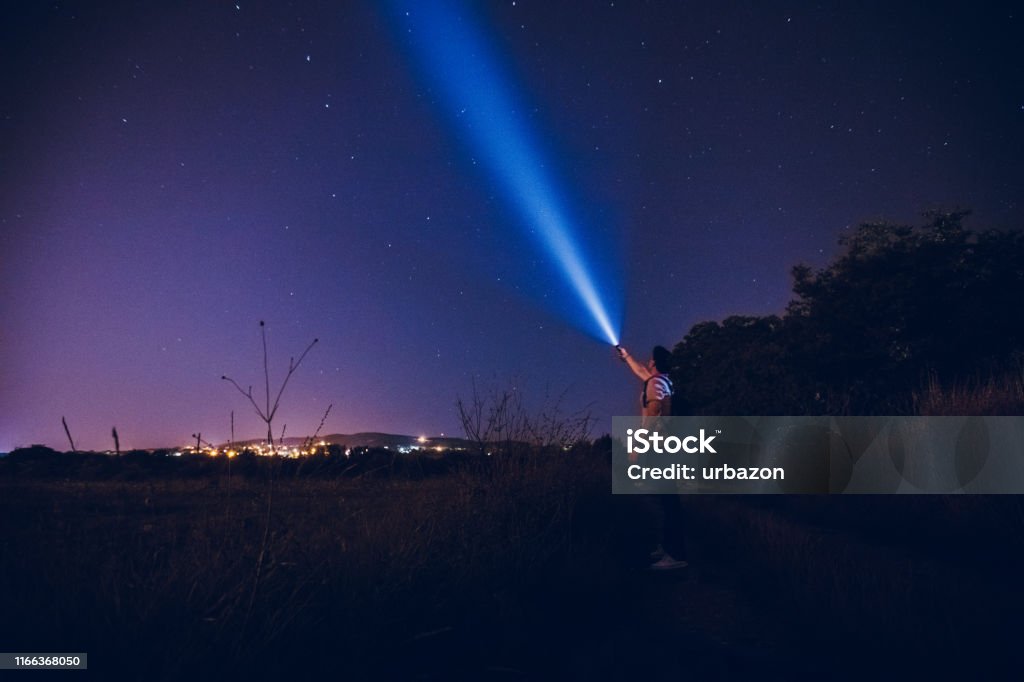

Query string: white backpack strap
651 375 673 398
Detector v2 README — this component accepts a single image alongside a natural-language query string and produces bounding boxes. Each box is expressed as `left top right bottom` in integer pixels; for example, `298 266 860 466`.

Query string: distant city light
171 437 465 459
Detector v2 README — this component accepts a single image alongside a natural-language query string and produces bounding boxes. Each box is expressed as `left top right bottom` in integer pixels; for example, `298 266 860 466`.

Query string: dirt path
511 494 1023 680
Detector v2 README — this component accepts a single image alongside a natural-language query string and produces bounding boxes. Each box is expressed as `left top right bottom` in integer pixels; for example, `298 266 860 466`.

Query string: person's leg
641 493 664 554
659 494 686 561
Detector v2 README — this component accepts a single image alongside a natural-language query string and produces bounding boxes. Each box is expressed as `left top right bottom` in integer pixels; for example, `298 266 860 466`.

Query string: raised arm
617 346 653 381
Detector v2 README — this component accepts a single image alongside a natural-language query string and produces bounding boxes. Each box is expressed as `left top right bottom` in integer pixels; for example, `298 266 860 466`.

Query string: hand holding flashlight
615 344 627 362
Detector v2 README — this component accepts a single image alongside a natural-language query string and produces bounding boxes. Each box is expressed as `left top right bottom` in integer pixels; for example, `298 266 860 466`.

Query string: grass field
2 446 1023 679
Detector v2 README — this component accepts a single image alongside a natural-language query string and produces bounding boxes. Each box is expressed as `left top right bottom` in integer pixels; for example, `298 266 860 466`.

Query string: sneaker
649 554 689 571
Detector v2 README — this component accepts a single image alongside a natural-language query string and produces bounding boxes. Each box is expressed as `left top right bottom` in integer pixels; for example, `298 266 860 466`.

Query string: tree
671 315 817 414
671 210 1024 414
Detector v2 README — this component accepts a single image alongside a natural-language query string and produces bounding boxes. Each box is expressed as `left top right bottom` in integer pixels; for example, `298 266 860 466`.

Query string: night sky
2 1 1021 452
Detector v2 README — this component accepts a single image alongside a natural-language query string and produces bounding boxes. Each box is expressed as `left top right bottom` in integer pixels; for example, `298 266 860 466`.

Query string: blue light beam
388 0 621 345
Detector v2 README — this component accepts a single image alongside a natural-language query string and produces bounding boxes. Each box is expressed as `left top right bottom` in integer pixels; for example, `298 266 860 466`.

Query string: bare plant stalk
61 416 76 453
302 403 333 451
456 378 594 458
261 320 271 427
112 426 120 456
455 379 484 455
222 320 318 454
191 433 217 451
526 385 594 449
226 412 234 518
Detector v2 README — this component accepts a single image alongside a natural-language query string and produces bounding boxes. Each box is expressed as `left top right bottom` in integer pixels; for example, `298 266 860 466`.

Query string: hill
230 431 476 451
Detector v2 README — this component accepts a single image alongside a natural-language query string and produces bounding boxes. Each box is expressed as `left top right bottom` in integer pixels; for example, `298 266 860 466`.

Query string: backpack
642 374 677 415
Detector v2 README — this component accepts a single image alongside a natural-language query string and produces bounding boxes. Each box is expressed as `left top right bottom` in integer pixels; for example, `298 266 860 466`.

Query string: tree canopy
670 210 1024 414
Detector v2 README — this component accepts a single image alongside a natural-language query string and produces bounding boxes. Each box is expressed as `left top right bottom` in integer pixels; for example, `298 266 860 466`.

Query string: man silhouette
617 344 688 571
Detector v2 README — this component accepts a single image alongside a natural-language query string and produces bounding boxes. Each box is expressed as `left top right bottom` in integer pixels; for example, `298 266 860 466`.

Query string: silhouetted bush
672 210 1024 414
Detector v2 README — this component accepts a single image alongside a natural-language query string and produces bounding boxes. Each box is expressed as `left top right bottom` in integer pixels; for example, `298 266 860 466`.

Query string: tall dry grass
913 371 1024 415
0 445 611 680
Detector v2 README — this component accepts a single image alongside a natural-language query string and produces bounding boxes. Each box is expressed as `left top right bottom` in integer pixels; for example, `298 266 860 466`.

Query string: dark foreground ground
2 449 1023 680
